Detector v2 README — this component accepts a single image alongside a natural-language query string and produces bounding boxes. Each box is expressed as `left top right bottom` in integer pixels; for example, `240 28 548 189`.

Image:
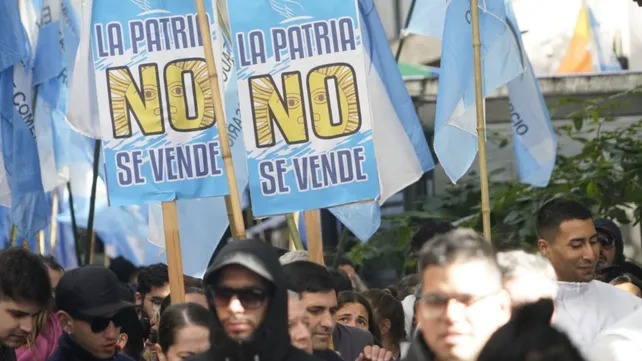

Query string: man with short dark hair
190 238 316 361
406 228 511 361
535 198 642 353
283 261 391 361
135 263 169 332
536 198 599 283
50 266 135 361
0 248 51 361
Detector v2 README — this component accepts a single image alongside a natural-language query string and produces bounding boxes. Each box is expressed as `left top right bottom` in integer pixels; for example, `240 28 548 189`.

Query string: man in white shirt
535 198 642 353
589 307 642 360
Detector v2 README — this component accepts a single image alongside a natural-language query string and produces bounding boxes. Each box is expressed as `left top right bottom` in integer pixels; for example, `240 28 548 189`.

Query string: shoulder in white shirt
588 306 642 361
553 280 642 354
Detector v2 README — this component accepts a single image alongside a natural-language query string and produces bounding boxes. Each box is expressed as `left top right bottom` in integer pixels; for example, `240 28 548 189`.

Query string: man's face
596 230 616 273
417 261 511 361
288 296 313 354
212 265 270 342
300 290 337 351
63 314 121 359
139 283 170 331
0 298 41 348
538 219 599 283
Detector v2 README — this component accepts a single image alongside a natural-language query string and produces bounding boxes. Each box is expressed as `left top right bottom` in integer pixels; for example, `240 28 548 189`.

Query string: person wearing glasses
535 198 642 354
593 218 626 281
50 266 135 361
190 238 317 361
404 228 511 361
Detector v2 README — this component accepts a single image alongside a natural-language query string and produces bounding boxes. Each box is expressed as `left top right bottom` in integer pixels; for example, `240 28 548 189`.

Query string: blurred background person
477 299 585 361
336 291 380 341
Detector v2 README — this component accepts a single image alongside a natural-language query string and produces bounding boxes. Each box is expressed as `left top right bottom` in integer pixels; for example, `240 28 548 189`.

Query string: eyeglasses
598 235 615 250
418 290 499 320
77 312 128 333
210 286 269 310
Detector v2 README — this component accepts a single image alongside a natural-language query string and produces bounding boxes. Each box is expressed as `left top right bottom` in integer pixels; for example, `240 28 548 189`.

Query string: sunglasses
77 312 128 333
210 286 269 310
598 235 615 250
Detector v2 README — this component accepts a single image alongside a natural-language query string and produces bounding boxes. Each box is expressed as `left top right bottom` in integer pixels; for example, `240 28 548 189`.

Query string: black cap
56 266 134 318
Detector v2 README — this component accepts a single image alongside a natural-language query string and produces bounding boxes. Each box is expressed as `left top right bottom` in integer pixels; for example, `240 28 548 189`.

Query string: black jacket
0 346 16 361
402 334 434 361
46 333 134 361
189 239 320 361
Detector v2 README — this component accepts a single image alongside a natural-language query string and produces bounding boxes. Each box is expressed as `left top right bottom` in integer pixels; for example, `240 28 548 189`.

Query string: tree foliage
347 88 642 275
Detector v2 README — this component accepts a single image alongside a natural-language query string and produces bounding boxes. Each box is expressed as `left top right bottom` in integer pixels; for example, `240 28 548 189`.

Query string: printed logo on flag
227 0 380 216
91 0 228 206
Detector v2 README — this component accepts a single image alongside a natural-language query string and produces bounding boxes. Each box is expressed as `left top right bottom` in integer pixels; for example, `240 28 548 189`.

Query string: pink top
15 314 63 361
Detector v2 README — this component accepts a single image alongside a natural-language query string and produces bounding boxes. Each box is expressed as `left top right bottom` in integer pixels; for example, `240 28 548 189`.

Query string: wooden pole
304 210 324 266
470 0 492 242
50 191 59 253
162 201 186 304
37 231 45 255
85 140 101 264
195 0 246 240
88 232 96 265
286 214 304 251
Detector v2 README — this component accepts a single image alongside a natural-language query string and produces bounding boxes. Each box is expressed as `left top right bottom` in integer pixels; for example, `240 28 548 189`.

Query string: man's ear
537 239 551 257
135 292 143 306
117 333 128 351
57 311 73 333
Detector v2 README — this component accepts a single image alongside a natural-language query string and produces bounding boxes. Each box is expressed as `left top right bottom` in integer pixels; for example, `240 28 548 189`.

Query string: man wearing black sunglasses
49 266 136 361
593 218 625 280
190 238 317 361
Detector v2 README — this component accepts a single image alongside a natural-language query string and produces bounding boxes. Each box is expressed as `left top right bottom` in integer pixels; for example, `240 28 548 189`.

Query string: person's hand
355 345 394 361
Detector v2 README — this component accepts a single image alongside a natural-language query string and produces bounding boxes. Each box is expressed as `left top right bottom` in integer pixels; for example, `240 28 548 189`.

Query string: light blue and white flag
505 0 556 187
406 0 450 40
0 67 50 241
433 0 523 183
0 0 29 73
329 0 435 241
407 0 556 187
588 7 622 72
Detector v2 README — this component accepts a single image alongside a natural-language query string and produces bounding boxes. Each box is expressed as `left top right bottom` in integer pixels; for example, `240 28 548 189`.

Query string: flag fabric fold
329 0 436 242
505 0 557 187
433 0 523 184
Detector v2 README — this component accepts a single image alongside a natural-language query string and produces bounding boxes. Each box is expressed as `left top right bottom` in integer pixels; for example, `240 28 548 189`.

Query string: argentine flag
329 0 436 241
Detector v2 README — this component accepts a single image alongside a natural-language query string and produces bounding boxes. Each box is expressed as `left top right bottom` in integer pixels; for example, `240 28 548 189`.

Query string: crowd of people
1 197 642 361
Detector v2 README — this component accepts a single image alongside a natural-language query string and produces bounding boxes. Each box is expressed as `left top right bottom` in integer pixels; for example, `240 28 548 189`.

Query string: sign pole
195 0 246 240
286 213 304 250
50 190 59 253
470 0 492 242
304 210 324 266
162 201 186 304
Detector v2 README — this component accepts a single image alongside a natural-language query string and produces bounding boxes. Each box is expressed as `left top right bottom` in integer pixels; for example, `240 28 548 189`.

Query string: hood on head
594 218 625 265
203 238 290 361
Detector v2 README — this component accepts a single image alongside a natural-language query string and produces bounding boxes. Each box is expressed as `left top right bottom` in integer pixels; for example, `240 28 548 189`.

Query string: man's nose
443 299 466 322
20 316 34 334
584 242 598 261
320 311 334 328
228 296 245 313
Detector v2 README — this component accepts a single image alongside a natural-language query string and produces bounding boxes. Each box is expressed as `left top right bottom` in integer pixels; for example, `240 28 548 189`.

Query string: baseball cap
56 266 134 318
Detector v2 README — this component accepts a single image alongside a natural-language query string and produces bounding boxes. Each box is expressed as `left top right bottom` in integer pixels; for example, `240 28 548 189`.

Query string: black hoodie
189 239 319 361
